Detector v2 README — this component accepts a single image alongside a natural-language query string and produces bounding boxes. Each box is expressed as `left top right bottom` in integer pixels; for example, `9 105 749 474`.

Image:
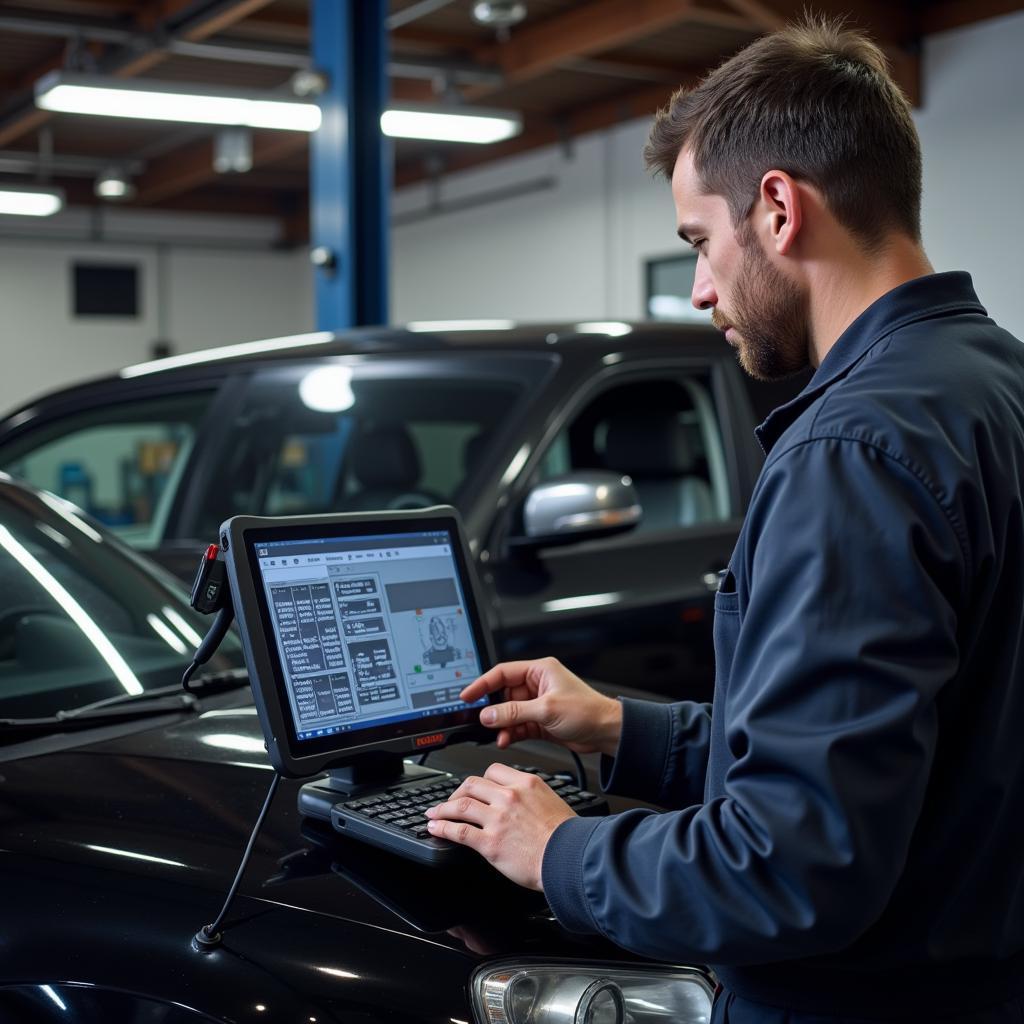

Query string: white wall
392 9 1024 338
0 9 1021 419
0 209 312 415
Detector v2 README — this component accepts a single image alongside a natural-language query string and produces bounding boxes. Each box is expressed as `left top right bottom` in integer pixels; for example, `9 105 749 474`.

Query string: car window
191 361 530 538
0 394 212 550
536 373 732 532
0 483 241 719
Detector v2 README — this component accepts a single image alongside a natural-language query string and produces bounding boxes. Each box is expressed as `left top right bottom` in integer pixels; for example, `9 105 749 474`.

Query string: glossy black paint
0 693 681 1023
0 325 808 703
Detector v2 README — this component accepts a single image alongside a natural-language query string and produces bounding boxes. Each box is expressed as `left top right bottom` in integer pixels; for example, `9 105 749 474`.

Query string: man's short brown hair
644 17 922 251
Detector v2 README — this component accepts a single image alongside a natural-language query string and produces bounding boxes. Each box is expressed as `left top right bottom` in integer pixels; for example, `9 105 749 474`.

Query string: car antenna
183 541 281 953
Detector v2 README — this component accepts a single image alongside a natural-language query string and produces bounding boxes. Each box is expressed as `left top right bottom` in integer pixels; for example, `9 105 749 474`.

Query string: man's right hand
459 657 623 757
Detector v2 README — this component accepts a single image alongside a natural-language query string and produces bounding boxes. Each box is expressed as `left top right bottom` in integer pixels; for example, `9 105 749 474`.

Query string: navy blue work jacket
543 272 1024 1019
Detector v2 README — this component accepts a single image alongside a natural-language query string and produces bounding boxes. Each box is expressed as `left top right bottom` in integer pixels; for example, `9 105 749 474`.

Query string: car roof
0 320 727 430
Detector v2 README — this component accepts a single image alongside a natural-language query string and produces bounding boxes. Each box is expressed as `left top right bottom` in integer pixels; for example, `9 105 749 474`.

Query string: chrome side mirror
518 472 641 547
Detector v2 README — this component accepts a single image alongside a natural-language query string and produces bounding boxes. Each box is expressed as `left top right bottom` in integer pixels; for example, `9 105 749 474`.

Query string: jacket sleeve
598 698 713 810
542 437 965 965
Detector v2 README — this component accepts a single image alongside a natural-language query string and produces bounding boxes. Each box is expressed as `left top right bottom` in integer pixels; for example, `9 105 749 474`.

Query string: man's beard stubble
712 222 811 382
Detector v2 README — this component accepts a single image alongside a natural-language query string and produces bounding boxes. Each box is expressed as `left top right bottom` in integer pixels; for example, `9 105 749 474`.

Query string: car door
486 358 760 702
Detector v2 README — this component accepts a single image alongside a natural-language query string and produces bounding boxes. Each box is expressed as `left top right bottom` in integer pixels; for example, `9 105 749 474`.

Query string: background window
645 253 711 323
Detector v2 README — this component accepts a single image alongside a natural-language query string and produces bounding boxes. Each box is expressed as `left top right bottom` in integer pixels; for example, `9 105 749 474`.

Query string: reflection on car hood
0 705 629 964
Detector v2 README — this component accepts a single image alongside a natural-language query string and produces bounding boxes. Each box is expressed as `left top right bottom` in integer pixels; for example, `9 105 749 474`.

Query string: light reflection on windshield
0 524 143 695
0 483 243 720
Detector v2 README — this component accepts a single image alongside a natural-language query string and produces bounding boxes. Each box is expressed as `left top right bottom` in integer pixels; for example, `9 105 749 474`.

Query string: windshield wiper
61 667 250 716
0 667 249 739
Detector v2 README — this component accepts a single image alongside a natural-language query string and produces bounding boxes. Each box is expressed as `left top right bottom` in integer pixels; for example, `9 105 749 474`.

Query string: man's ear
759 170 802 255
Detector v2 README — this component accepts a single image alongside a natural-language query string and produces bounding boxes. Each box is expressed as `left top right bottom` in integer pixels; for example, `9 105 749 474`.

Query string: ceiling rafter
469 0 699 91
0 0 279 147
134 129 307 204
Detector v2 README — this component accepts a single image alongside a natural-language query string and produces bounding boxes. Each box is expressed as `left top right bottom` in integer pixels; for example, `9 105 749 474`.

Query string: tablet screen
253 529 488 743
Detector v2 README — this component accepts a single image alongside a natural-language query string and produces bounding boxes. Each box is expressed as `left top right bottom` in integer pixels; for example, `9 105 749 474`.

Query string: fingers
425 817 484 850
459 661 538 702
479 697 546 732
483 762 533 786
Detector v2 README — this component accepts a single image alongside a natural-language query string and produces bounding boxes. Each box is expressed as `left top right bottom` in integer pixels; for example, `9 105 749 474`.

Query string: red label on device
415 733 444 748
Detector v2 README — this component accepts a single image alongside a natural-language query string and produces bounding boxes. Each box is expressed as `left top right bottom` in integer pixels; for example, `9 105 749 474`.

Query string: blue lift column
311 0 390 329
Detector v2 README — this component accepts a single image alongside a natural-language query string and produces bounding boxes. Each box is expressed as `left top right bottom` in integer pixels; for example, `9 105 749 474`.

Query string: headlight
471 960 714 1024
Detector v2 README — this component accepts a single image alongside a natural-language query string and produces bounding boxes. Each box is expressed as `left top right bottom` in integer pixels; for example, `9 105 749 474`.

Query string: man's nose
691 259 717 311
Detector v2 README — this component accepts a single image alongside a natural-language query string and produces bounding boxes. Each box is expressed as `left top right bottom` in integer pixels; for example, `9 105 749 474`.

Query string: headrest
463 431 490 474
603 411 696 478
351 424 421 488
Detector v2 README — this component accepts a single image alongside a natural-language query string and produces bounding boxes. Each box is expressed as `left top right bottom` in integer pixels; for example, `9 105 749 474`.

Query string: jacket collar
755 271 986 455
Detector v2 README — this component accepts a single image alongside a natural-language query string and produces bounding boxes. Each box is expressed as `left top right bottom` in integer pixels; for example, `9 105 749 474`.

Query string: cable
182 605 235 694
192 770 281 952
569 750 587 790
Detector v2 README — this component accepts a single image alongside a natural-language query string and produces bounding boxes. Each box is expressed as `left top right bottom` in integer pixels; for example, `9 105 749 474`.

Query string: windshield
189 357 544 539
0 479 243 719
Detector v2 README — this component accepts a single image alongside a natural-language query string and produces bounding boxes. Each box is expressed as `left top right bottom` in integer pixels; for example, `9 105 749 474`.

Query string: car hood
0 700 623 963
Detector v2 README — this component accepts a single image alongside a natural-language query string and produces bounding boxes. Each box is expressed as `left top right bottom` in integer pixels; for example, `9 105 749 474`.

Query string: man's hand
460 657 623 757
425 763 576 890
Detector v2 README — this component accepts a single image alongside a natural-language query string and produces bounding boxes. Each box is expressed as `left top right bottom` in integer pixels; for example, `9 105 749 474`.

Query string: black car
0 323 805 702
0 476 716 1023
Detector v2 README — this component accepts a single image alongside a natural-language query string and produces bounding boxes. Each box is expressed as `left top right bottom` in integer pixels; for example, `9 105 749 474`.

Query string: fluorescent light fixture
95 167 135 200
407 319 516 332
574 321 633 337
35 70 320 132
382 104 521 144
0 184 64 217
120 331 335 377
0 525 142 694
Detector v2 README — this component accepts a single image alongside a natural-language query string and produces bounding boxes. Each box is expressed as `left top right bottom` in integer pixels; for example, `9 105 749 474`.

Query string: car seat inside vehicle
601 410 715 530
339 423 442 511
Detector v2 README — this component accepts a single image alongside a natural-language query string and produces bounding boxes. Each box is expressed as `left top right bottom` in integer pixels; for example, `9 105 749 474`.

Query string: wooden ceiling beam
134 129 307 204
921 0 1024 35
472 0 700 89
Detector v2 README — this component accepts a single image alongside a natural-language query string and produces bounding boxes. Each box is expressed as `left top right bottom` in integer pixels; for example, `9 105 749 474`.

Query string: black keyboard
299 765 608 866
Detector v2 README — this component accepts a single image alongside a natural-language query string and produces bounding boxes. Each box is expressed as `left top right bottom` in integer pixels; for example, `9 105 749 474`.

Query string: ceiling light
381 104 521 144
472 2 528 28
0 184 64 217
35 70 320 132
94 167 135 200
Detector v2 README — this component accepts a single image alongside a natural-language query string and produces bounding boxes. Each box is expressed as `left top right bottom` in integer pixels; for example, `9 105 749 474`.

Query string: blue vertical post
311 0 390 329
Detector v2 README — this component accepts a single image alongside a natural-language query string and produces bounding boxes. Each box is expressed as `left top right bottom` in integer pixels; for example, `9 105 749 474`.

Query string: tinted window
192 361 531 538
0 394 212 549
0 482 241 719
537 373 732 532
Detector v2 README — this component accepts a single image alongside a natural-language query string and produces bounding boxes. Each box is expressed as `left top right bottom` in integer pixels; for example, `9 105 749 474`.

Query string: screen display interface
254 530 487 742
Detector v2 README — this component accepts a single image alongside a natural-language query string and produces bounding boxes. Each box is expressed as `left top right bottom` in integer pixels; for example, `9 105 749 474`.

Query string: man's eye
690 239 707 253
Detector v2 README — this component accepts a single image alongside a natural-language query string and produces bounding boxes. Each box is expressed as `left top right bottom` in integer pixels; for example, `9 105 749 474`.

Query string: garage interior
1 2 1024 1022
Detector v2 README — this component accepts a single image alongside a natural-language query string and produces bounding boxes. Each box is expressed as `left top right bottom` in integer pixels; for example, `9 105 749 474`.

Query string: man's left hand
425 763 576 890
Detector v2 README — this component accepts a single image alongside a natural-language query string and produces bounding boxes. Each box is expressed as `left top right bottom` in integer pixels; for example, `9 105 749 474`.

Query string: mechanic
425 18 1024 1024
